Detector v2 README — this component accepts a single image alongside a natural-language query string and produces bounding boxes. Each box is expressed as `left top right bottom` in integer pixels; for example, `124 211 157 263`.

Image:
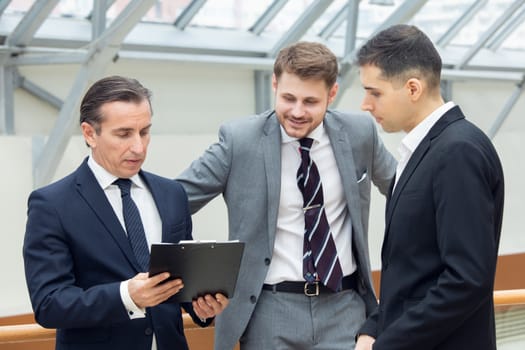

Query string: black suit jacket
360 106 504 349
23 158 205 350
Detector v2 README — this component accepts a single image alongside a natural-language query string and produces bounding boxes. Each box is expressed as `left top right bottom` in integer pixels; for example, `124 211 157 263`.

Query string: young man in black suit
355 24 504 350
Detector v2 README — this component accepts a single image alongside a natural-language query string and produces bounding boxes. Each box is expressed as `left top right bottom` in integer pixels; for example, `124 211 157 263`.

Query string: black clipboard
149 241 245 303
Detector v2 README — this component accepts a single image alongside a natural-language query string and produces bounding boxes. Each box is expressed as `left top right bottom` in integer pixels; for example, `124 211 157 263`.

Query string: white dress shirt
265 123 357 284
88 156 162 349
393 101 456 192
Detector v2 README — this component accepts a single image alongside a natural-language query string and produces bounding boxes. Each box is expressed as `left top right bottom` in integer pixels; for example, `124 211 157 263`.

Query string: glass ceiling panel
410 0 476 42
263 0 315 34
449 0 517 46
3 0 524 52
52 0 92 18
502 21 525 50
306 0 349 38
356 1 402 39
190 0 275 30
4 0 35 15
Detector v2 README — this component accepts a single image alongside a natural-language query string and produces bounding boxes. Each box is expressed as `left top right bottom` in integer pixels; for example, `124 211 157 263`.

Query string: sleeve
176 123 233 214
357 306 379 339
23 190 129 329
369 120 396 195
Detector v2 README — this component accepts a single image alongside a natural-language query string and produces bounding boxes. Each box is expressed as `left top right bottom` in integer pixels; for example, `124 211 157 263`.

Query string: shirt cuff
120 280 146 319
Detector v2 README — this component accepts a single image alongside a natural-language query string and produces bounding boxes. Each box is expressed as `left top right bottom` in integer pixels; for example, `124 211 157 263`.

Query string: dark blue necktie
297 138 343 291
115 178 149 271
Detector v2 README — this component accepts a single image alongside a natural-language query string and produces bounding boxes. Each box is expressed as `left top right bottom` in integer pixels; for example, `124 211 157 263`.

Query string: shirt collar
280 121 325 145
400 101 456 155
87 155 145 190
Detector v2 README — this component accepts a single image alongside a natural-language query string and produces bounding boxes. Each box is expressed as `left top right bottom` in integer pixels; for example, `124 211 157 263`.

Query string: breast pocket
357 171 367 184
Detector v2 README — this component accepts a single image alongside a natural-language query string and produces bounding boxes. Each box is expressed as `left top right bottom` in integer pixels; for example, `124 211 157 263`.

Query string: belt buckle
304 281 319 296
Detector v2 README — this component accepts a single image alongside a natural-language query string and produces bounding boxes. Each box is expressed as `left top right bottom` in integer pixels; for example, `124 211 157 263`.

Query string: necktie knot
299 137 314 151
115 178 132 196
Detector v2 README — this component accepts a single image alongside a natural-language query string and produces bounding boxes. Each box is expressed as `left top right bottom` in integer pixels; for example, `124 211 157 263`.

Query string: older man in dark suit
23 75 228 350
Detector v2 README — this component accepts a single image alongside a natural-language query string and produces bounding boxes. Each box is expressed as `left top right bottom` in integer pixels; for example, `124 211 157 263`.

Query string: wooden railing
0 313 217 350
1 290 524 349
494 289 525 306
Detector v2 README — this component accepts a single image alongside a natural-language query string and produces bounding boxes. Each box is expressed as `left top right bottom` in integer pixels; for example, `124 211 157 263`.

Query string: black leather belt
262 273 358 296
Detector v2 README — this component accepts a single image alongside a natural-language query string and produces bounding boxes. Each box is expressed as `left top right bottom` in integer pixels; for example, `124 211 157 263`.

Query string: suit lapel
324 116 363 232
75 159 140 271
262 112 282 255
383 106 465 256
140 172 169 241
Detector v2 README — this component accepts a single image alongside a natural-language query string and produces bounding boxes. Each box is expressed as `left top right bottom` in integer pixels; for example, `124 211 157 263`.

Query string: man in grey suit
177 41 396 349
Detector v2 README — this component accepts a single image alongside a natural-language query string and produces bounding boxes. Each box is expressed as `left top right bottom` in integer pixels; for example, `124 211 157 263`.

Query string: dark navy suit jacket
23 158 204 350
359 106 504 349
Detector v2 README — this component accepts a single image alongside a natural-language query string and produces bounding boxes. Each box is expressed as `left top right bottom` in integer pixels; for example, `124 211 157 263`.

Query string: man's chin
283 126 309 139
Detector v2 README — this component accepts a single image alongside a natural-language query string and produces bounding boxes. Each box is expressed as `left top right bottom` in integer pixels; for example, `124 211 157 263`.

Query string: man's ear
272 73 278 92
81 122 96 148
405 78 423 101
328 82 339 104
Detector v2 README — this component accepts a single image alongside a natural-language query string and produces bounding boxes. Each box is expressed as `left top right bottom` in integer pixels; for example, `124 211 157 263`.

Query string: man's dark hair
274 41 339 88
80 75 152 134
356 24 442 90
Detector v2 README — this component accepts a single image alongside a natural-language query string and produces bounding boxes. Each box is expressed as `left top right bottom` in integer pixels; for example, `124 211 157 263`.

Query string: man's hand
356 334 375 350
192 293 229 321
128 272 183 308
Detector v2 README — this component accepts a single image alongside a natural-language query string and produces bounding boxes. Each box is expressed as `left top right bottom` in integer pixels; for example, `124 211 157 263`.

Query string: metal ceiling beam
33 0 156 187
119 52 525 83
2 11 525 72
249 0 288 35
86 0 115 20
91 0 109 39
343 0 360 55
0 65 15 134
6 0 60 47
254 70 272 113
487 5 525 51
174 0 207 30
440 69 523 82
456 0 525 69
436 0 488 47
269 0 335 57
487 75 525 139
8 49 87 65
19 76 63 109
319 3 349 40
0 0 12 17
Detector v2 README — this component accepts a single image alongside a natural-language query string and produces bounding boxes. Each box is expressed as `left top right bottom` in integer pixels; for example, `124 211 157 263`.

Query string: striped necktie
297 138 343 291
115 178 150 271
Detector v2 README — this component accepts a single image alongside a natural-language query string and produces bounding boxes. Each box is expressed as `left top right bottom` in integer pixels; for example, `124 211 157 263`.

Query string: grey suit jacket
177 110 396 350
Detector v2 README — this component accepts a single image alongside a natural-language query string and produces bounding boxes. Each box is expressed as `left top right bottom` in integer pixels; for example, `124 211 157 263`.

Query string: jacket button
250 295 257 304
145 328 153 336
264 258 271 265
